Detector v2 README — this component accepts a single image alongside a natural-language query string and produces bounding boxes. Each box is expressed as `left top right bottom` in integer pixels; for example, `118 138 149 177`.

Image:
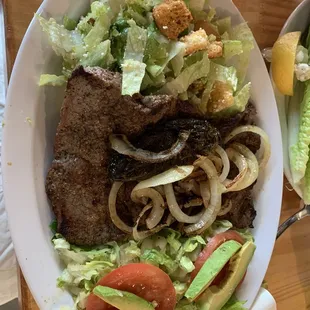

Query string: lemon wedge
272 31 301 96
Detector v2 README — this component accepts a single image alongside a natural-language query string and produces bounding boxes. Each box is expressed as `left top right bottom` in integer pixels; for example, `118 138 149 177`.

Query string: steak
46 67 177 246
219 188 256 229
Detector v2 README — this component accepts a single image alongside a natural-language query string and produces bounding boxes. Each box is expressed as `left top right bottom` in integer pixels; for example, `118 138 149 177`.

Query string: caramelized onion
224 125 271 169
224 148 248 192
230 143 259 190
185 157 222 234
109 182 133 234
217 200 232 216
110 131 190 163
215 145 230 182
133 165 194 192
164 183 204 223
133 204 167 241
131 188 165 230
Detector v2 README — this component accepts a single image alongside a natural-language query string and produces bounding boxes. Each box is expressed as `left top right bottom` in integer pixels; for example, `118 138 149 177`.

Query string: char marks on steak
46 67 177 246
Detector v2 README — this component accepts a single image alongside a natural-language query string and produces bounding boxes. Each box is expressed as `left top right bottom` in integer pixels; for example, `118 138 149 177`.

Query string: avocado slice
197 241 256 310
93 286 155 310
185 240 242 301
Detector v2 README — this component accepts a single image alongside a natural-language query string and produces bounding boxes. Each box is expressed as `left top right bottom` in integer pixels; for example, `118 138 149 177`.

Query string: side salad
54 221 253 309
272 28 310 202
39 0 254 116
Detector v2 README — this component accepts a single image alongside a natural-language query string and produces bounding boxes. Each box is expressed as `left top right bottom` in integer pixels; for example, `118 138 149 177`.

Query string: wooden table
4 0 310 309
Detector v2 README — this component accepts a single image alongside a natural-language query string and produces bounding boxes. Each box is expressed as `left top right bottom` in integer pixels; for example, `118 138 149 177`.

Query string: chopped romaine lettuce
37 15 84 65
223 40 243 60
229 22 254 85
290 81 310 184
84 5 112 48
39 74 67 86
216 17 232 35
63 15 78 31
160 51 210 97
295 45 309 64
79 40 114 68
122 19 148 95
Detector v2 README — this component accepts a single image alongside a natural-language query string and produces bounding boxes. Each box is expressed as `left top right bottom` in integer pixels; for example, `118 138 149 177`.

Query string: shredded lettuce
39 74 67 86
290 81 310 184
53 221 249 309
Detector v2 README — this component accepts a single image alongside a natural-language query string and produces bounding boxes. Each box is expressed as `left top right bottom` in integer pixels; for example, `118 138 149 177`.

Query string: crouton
153 0 193 40
208 81 234 113
180 29 210 56
194 20 220 39
208 41 223 59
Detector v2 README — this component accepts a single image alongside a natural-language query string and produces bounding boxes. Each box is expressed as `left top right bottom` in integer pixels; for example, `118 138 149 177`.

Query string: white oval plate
2 0 283 309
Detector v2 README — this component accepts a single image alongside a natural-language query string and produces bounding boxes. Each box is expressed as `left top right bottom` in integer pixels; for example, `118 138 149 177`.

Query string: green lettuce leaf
141 249 178 274
79 40 114 68
63 15 78 31
39 74 67 86
229 22 254 85
84 4 112 48
173 281 188 301
122 19 148 95
179 256 195 273
215 17 231 35
37 15 84 65
223 40 243 60
160 51 210 97
202 220 233 240
290 81 310 184
77 1 115 36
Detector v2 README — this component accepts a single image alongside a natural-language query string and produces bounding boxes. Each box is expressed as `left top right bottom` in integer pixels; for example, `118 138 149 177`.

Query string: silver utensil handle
277 207 309 239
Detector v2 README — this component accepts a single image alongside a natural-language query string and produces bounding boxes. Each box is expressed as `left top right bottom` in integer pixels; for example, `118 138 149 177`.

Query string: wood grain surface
3 0 310 309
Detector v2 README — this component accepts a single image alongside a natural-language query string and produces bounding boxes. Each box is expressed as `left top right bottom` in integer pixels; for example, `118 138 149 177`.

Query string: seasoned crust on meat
46 67 177 246
153 0 193 40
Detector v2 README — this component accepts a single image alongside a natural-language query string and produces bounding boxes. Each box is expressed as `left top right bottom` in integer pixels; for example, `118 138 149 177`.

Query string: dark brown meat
219 189 256 229
109 119 220 181
46 67 177 246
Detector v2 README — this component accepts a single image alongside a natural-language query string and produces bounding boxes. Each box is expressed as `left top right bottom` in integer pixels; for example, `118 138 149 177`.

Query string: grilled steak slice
109 119 220 181
219 188 256 229
46 67 177 246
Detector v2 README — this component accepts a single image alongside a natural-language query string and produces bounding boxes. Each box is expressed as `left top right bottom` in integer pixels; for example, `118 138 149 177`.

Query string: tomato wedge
190 231 245 283
86 263 177 310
